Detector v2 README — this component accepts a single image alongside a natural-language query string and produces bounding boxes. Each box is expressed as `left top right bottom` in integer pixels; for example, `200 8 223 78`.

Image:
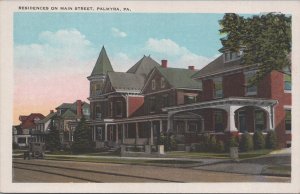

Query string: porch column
122 123 125 143
105 124 108 141
167 113 174 132
159 120 163 133
261 106 274 130
150 121 154 145
225 105 239 132
116 124 119 144
184 120 188 132
93 126 96 141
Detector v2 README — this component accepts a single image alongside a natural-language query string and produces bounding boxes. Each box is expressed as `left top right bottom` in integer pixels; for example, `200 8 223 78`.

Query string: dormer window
224 50 243 62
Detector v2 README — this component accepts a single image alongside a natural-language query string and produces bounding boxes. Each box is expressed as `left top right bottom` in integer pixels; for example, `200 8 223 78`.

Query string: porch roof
87 112 201 125
162 97 278 113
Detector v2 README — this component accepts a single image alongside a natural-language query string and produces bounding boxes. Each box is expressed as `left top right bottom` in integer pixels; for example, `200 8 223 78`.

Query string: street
13 159 290 183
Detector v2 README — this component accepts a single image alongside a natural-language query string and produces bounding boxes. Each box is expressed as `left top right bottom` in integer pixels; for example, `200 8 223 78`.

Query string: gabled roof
20 113 45 129
154 66 202 90
107 72 145 93
56 103 73 110
192 54 243 79
37 112 57 124
90 46 114 76
61 109 77 118
56 101 89 111
127 55 160 76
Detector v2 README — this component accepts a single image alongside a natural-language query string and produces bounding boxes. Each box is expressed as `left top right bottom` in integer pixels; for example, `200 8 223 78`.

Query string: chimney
76 100 82 118
188 66 195 70
161 60 168 68
50 110 54 114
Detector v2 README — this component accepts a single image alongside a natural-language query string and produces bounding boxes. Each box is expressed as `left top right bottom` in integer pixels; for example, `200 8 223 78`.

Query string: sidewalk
193 150 291 177
44 153 229 166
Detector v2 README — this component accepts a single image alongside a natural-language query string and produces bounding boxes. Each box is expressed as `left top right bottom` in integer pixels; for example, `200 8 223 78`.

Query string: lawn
166 149 273 159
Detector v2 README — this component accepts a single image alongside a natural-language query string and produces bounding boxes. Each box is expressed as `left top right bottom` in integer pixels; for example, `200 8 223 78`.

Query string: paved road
13 159 290 183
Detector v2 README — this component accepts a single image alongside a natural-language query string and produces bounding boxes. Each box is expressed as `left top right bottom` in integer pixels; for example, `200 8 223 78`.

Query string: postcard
0 0 300 193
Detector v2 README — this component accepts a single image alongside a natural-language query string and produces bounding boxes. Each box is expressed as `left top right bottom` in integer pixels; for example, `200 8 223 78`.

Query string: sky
13 12 232 124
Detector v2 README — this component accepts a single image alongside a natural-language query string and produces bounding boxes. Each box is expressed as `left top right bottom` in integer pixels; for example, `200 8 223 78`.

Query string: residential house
88 46 291 149
13 113 45 147
55 100 90 148
33 110 58 143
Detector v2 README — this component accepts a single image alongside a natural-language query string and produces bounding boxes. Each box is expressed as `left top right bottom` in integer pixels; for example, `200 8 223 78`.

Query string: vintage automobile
23 142 45 160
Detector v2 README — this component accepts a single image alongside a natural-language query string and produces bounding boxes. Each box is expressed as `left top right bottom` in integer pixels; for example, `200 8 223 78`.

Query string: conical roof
127 55 160 76
91 46 114 76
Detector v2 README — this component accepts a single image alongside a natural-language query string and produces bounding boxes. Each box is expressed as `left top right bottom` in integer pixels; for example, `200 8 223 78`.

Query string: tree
71 117 93 154
45 121 61 151
219 13 291 84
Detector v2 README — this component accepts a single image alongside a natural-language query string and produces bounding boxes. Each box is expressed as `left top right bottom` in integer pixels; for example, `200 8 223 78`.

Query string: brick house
88 47 291 149
164 50 291 148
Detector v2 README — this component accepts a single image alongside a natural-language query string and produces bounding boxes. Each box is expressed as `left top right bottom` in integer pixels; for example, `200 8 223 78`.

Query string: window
160 77 166 89
213 78 223 99
284 74 291 91
115 101 122 117
184 95 196 104
96 127 103 141
176 121 185 134
83 108 90 116
162 95 169 108
151 79 156 90
18 137 26 144
188 122 198 132
224 50 242 62
109 102 113 117
95 105 101 119
214 111 224 132
149 97 156 113
255 110 265 131
245 71 257 95
285 109 291 132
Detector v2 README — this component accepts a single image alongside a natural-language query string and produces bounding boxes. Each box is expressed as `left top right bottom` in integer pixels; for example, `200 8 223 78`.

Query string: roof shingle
91 46 114 76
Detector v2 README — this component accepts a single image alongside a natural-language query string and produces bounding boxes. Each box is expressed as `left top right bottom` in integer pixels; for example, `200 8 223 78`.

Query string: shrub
253 131 265 150
202 133 211 152
216 140 225 153
227 136 239 151
266 130 277 149
158 133 177 151
209 135 217 152
239 133 253 152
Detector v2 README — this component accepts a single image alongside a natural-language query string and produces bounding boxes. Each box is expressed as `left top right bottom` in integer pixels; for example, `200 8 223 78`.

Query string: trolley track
13 161 181 182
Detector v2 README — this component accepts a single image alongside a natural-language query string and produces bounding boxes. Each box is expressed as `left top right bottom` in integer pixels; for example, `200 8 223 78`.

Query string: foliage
253 131 265 150
158 133 177 151
266 130 278 149
216 140 225 153
219 13 291 84
239 133 253 152
228 136 239 148
71 117 93 154
209 135 217 152
45 122 61 151
202 133 211 152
